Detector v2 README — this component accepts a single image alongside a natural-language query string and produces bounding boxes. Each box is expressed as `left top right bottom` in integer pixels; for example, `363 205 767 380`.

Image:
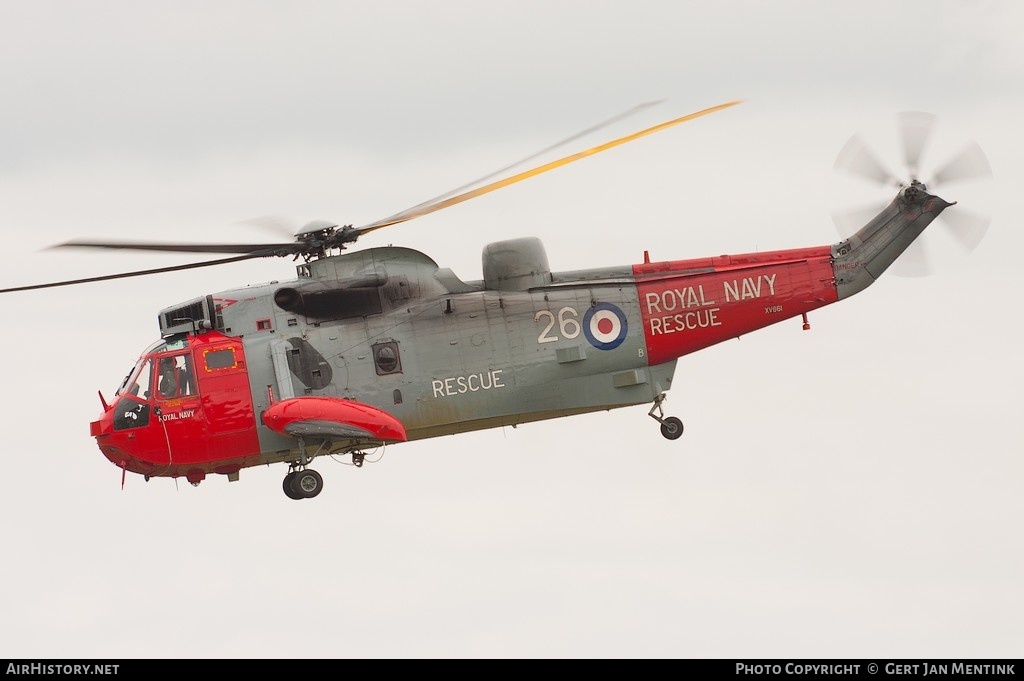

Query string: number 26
535 307 581 344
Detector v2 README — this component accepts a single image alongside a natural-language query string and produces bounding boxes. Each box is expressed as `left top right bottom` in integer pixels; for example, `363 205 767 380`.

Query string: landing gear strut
649 393 684 440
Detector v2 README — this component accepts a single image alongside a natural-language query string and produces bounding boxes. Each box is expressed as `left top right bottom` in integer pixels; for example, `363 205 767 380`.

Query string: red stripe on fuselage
633 246 837 366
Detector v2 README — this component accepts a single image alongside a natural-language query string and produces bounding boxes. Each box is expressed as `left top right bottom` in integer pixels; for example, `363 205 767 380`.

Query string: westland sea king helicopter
1 100 992 499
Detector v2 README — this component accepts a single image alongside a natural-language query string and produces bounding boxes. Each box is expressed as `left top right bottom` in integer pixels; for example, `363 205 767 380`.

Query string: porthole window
373 341 401 376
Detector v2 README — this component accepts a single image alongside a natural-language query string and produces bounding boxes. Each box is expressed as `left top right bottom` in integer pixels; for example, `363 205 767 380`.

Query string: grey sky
0 1 1021 659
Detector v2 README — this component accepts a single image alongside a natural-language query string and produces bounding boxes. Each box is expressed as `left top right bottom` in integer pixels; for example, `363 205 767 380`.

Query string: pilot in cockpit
157 356 196 398
158 358 178 398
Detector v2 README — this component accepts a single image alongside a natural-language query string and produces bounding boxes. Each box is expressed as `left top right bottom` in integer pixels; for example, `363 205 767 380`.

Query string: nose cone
90 406 123 467
90 413 112 438
90 401 150 475
90 391 119 438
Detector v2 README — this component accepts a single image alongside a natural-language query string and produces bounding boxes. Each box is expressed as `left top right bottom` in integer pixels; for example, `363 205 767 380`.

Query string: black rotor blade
930 140 992 187
0 252 274 294
52 239 301 255
834 133 897 188
939 208 990 253
899 111 935 180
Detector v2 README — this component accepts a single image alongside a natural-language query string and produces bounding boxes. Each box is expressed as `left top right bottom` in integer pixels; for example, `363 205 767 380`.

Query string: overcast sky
1 1 1021 659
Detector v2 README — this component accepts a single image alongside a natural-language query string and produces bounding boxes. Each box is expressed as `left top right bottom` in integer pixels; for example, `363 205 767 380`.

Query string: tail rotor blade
832 200 888 238
930 140 992 187
834 134 897 188
899 111 936 180
892 234 932 278
833 111 994 279
939 208 990 253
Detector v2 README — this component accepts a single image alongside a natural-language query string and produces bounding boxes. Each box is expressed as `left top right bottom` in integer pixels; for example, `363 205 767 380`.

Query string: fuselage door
152 351 206 462
194 338 260 458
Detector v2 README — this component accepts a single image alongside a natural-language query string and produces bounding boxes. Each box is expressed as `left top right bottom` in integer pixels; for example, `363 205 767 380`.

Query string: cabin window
205 348 237 371
373 341 401 375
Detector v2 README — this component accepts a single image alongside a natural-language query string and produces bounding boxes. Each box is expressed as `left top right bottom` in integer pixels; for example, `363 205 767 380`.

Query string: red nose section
263 396 407 443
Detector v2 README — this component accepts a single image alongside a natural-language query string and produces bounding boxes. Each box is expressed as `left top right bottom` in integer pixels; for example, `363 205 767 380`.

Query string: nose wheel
649 394 684 440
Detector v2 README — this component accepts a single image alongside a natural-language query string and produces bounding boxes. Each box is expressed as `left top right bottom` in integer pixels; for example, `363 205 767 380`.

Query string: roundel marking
582 302 628 350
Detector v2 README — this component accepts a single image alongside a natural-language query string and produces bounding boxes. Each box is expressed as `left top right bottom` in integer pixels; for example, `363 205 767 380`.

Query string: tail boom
832 181 953 299
634 246 837 365
631 184 952 366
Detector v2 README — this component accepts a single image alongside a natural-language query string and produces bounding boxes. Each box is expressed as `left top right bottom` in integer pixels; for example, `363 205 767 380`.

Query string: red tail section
634 246 838 365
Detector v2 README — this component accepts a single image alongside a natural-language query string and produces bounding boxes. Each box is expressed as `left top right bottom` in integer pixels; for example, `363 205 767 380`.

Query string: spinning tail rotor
832 111 993 277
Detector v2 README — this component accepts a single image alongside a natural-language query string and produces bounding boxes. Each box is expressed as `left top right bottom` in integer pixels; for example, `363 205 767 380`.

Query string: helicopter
0 100 992 500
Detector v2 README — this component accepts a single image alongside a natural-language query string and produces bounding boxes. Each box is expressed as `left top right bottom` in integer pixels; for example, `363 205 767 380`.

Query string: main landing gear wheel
660 417 684 440
283 471 302 500
282 468 323 499
290 469 323 499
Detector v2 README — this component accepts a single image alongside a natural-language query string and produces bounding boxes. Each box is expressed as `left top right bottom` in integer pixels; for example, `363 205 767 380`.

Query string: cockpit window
115 339 169 396
157 354 197 399
117 357 155 398
115 337 191 397
163 335 189 352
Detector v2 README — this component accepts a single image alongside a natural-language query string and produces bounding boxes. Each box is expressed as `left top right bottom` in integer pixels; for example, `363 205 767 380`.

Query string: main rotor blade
899 111 935 180
0 253 273 294
834 133 897 188
51 239 301 255
930 141 992 187
354 99 742 235
369 100 667 226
